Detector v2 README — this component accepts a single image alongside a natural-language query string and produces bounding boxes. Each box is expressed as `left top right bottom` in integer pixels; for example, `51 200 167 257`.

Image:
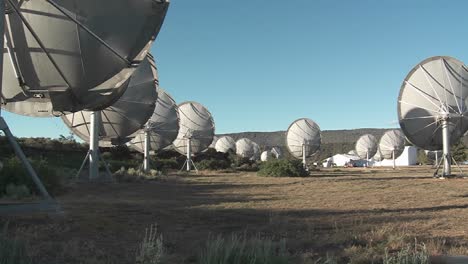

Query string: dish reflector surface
215 136 236 153
271 147 283 159
372 149 383 161
62 57 158 145
129 88 179 153
260 150 272 162
236 138 255 158
378 130 405 159
1 0 169 116
355 134 378 159
286 118 321 159
398 56 468 150
172 102 215 155
251 142 261 161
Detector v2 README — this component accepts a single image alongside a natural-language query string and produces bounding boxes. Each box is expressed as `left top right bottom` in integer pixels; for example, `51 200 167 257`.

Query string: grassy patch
0 157 63 197
198 234 288 264
0 223 32 264
114 167 162 182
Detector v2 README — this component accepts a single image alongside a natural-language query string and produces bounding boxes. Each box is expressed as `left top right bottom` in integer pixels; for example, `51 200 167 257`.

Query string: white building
372 146 418 167
323 153 365 167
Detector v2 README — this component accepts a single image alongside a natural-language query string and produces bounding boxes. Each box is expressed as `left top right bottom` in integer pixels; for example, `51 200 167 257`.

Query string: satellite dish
373 149 383 162
378 130 405 169
260 150 273 162
62 56 158 145
398 56 468 176
251 141 261 161
355 134 378 163
1 0 169 116
209 136 219 149
215 136 236 153
236 138 255 158
172 101 215 172
271 147 283 159
129 88 180 153
286 118 321 168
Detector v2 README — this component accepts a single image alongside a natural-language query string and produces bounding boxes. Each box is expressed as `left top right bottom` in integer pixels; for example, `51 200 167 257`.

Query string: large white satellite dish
62 56 158 179
235 138 255 159
62 57 158 145
1 0 169 116
215 136 236 153
398 56 468 177
286 118 321 168
209 136 219 149
372 149 383 162
271 147 283 159
355 134 378 166
0 1 169 210
172 101 215 172
251 141 261 161
378 130 405 169
129 88 180 171
260 150 272 162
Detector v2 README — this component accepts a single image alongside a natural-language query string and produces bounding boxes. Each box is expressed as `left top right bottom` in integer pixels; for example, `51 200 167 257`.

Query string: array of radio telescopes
0 0 466 190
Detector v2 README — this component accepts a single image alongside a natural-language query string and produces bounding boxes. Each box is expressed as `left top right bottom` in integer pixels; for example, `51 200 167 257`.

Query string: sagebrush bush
196 159 231 171
135 223 164 264
114 167 161 183
257 159 308 177
383 242 429 264
0 157 63 197
153 158 181 171
198 234 288 264
5 184 30 200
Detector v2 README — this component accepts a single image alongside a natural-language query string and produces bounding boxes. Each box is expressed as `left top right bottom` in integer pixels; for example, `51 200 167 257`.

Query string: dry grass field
3 166 468 263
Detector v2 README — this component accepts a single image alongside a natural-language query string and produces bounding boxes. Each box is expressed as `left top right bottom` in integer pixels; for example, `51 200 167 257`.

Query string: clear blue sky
4 0 468 138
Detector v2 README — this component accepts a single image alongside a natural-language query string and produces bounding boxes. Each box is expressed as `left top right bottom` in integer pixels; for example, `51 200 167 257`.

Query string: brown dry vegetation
3 166 468 263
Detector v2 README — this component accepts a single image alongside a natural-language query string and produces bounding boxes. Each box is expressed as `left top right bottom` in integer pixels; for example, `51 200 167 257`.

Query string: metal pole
1 121 51 199
0 4 51 200
302 143 306 169
143 130 150 172
366 151 369 167
441 119 451 176
89 111 100 180
186 137 191 171
0 0 4 110
392 149 395 170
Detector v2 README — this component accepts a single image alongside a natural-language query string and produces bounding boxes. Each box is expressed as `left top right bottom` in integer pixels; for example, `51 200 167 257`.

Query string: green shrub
258 159 308 177
0 223 32 264
196 159 231 171
5 184 31 200
153 158 181 171
0 157 63 197
198 234 288 264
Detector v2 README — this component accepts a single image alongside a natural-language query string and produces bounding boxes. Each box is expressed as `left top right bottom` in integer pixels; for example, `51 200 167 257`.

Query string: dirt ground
3 166 468 263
